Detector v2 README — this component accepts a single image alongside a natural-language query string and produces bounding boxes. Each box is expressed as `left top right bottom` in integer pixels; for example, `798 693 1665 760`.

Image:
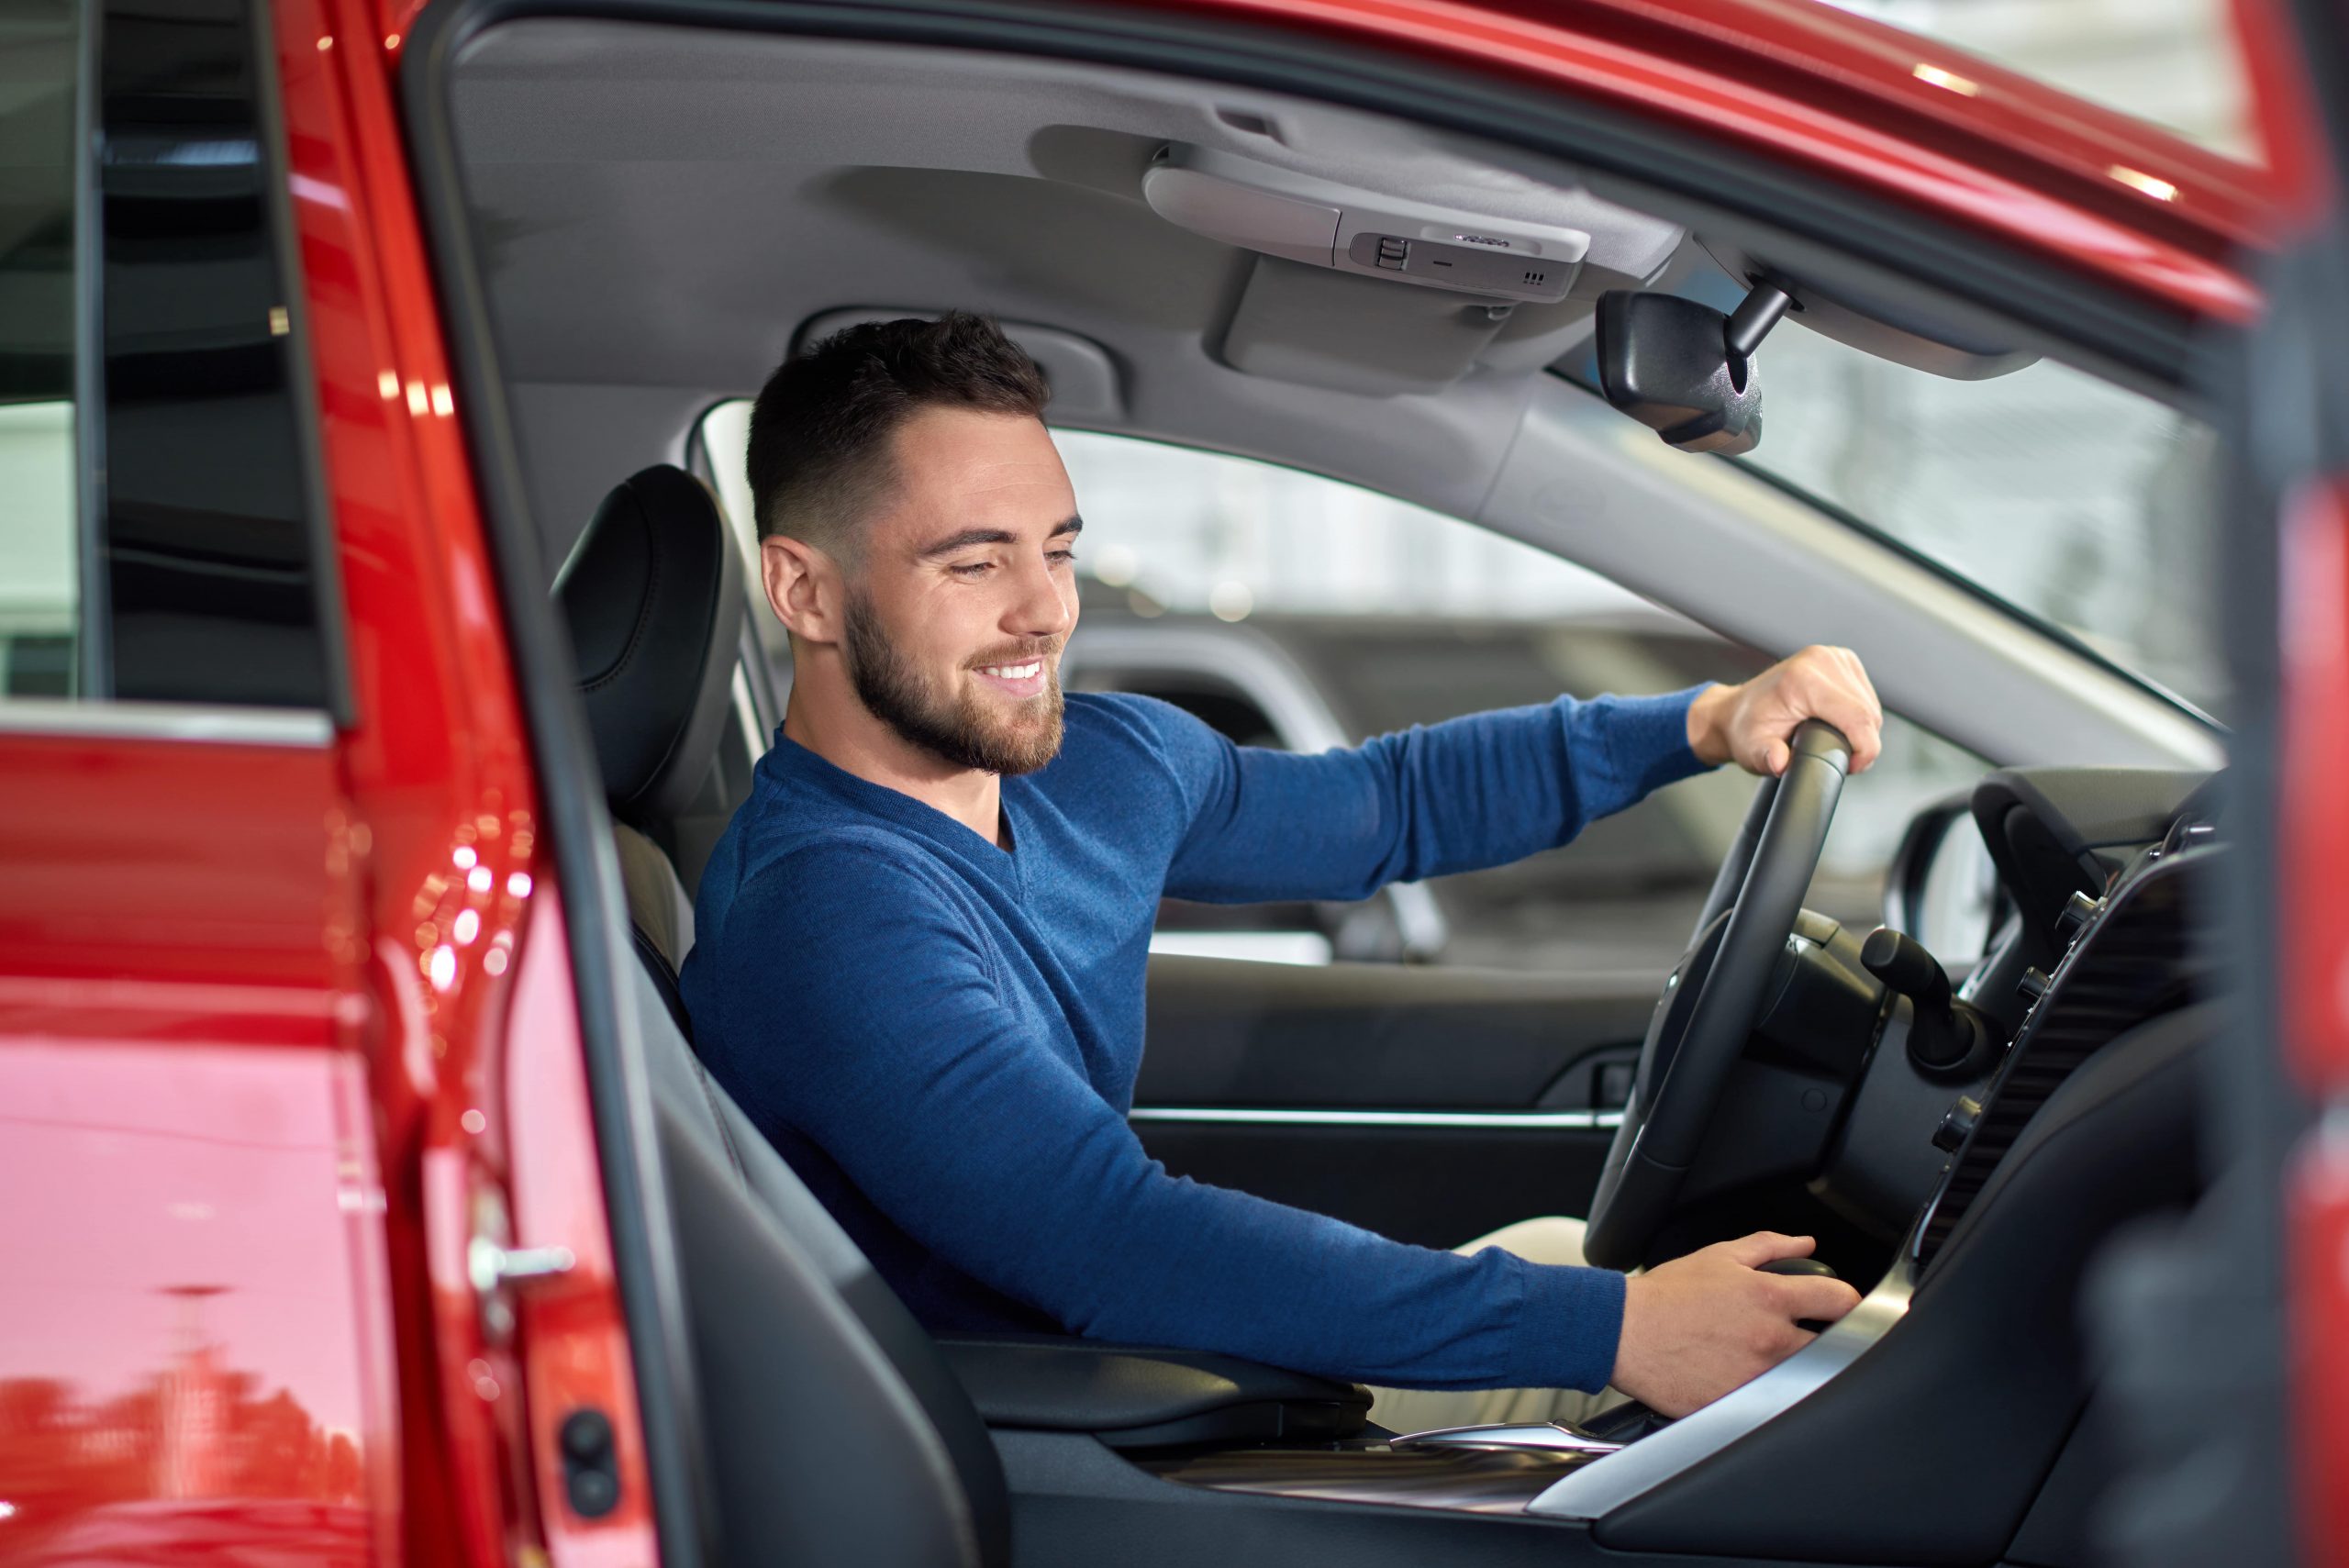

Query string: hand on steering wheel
1584 720 1853 1271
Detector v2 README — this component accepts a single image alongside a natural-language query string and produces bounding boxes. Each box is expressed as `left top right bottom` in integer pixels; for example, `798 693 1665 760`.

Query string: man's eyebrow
915 516 1084 559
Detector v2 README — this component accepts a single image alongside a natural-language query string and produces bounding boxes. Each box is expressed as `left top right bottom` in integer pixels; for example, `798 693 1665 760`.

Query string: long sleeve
1139 687 1711 904
696 840 1627 1393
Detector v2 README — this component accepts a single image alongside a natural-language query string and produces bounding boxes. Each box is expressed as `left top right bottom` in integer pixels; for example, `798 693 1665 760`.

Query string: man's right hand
1609 1231 1863 1418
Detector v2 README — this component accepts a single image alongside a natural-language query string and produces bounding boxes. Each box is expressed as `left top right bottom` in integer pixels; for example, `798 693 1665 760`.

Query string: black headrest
554 465 746 825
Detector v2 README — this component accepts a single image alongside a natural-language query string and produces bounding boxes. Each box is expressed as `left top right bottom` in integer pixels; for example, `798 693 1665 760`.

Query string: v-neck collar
762 733 1030 896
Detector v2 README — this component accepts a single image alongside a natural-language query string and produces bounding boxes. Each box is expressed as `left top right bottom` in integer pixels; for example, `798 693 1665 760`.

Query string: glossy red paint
2281 482 2349 1090
2227 0 2336 239
365 0 2278 318
272 0 658 1564
506 897 658 1567
0 730 378 1563
1080 0 2272 320
2291 1135 2349 1568
2280 482 2349 1566
0 731 349 995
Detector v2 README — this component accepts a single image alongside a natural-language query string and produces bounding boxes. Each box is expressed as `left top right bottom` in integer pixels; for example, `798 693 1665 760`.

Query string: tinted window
0 0 334 714
96 0 331 708
0 0 82 697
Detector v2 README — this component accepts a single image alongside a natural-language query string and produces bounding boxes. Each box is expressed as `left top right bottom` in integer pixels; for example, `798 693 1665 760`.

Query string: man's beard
842 586 1065 776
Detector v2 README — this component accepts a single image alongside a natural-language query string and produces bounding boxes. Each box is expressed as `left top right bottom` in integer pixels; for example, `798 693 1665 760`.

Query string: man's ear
762 534 842 645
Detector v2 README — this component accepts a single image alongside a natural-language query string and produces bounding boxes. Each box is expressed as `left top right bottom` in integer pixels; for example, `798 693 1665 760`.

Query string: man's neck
782 693 1002 847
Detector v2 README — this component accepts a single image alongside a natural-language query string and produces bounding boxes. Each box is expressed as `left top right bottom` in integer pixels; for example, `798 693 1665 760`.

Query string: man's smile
971 655 1054 699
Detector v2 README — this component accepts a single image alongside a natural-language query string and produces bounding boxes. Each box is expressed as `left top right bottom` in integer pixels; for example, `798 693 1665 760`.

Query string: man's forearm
1164 686 1712 903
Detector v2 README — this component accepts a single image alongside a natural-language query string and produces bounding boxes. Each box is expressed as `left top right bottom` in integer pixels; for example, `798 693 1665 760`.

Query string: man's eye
1048 550 1077 566
949 562 994 578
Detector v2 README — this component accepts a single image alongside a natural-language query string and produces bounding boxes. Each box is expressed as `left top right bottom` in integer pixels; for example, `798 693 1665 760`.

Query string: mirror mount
1595 278 1798 456
1723 280 1796 361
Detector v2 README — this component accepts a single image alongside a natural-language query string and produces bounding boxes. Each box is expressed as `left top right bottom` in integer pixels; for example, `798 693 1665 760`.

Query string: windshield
1733 325 2227 720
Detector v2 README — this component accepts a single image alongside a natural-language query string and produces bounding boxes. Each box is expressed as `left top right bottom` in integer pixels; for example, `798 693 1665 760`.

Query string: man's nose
1006 552 1074 640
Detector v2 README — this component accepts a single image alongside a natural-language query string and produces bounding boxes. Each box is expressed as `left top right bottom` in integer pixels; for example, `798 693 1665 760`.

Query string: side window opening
0 0 340 716
690 404 1989 973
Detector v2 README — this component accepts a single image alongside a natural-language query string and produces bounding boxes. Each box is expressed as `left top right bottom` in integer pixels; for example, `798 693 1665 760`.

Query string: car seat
554 464 1012 1566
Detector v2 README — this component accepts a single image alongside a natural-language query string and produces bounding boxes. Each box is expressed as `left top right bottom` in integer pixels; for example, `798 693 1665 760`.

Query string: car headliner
438 16 2229 773
446 20 2240 564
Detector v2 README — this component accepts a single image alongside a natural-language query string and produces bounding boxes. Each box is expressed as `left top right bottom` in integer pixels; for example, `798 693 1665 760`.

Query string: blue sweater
682 688 1707 1393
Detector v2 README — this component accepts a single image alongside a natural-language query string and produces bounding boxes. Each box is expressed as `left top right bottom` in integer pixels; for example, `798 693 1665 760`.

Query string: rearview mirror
1595 284 1791 457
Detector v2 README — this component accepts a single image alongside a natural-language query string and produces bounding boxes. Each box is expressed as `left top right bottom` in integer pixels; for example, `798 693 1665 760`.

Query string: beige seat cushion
614 819 696 973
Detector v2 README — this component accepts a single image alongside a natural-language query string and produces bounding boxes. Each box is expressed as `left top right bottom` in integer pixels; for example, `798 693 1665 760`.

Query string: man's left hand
1688 646 1883 776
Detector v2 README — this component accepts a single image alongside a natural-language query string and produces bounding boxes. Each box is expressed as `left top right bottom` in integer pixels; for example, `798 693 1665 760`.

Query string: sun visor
1145 145 1606 395
1220 254 1535 395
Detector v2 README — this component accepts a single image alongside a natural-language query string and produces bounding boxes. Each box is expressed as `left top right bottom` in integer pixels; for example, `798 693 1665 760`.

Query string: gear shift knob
1860 928 1950 1015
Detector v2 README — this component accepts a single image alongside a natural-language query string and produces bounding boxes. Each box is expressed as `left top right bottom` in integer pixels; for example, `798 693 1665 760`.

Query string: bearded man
681 312 1875 1427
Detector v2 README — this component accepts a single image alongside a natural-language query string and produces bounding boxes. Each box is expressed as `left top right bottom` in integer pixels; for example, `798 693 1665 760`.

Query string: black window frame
36 0 351 720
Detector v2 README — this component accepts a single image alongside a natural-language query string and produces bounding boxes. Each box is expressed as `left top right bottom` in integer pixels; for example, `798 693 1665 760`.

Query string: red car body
0 0 2332 1563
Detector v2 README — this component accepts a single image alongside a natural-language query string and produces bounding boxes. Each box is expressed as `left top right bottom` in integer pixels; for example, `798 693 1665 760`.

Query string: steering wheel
1583 721 1852 1271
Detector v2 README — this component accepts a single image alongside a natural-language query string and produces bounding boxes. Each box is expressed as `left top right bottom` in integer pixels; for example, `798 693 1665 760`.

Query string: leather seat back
556 464 746 829
555 462 743 976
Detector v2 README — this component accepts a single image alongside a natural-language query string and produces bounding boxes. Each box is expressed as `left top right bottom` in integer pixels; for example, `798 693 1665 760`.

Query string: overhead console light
1142 144 1588 306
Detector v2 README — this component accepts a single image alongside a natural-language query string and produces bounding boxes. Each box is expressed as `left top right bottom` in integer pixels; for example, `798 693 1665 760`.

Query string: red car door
0 4 653 1566
0 5 384 1562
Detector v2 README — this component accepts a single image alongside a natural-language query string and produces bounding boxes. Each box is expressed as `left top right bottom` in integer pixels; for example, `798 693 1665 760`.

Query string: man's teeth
980 662 1042 680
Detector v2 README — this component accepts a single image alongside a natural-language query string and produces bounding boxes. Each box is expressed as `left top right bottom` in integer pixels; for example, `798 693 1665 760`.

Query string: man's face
840 406 1081 776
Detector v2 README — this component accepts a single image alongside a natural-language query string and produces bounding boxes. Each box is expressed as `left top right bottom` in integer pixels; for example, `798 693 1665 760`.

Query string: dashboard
1531 762 2226 1560
1146 763 2227 1568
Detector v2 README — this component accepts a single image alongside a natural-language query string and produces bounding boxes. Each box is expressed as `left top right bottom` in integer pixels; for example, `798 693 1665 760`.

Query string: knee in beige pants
1364 1216 1625 1436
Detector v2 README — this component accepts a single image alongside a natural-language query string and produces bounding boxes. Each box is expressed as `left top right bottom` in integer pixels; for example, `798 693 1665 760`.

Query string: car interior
433 10 2234 1566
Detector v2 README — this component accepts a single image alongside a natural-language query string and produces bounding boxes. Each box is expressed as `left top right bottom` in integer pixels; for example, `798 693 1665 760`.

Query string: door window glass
0 1 82 698
0 0 338 715
1046 429 1986 974
95 0 334 709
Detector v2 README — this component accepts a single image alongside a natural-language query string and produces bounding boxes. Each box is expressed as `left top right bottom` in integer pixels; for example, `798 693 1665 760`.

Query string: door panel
0 724 384 1557
1132 1120 1616 1251
1134 953 1658 1244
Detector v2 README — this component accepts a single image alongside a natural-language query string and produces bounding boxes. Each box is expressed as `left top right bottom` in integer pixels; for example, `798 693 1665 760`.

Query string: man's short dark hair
745 312 1051 562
